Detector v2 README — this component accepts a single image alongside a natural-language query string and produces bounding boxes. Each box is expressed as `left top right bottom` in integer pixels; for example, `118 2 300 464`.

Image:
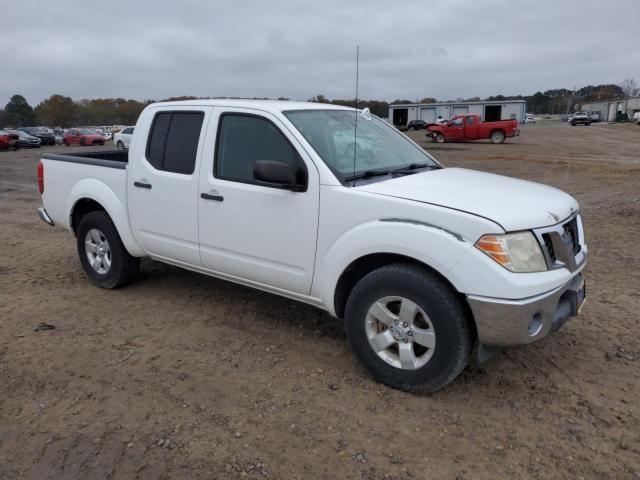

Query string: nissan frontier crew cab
36 100 587 393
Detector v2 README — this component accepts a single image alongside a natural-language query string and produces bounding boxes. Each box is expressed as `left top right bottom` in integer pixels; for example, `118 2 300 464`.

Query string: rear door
197 108 319 295
127 106 211 266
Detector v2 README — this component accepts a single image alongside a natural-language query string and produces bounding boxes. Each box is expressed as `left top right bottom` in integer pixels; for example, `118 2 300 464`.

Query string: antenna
352 45 359 187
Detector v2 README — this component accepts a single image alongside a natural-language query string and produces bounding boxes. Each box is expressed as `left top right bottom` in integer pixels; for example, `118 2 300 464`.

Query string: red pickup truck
427 114 519 144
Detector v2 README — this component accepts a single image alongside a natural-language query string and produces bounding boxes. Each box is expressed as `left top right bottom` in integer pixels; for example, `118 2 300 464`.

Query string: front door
445 117 465 140
128 106 211 266
197 108 319 295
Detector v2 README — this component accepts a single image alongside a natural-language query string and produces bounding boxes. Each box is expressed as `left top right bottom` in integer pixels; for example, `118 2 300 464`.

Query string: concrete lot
1 121 639 479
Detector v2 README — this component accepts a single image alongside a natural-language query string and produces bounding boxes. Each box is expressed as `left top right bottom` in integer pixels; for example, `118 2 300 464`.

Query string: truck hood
357 168 579 231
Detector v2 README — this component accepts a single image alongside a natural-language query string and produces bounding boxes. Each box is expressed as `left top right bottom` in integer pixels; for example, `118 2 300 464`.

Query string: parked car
589 111 600 122
18 127 55 145
633 112 640 125
570 112 591 126
7 129 41 148
113 126 134 150
427 114 520 144
407 120 427 130
63 128 106 146
524 114 536 124
36 100 587 393
0 130 20 150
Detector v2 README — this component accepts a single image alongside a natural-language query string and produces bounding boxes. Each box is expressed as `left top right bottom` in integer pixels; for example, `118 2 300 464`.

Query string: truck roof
148 99 354 114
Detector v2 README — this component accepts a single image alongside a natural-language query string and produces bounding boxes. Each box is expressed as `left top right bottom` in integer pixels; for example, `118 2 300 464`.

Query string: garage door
452 106 468 116
420 108 436 122
608 103 616 121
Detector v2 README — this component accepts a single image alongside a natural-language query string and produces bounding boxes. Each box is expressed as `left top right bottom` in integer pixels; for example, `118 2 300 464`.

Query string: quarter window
146 111 204 174
215 114 306 186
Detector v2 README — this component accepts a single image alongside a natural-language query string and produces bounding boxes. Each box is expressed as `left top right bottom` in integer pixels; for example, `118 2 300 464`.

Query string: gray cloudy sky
2 0 639 107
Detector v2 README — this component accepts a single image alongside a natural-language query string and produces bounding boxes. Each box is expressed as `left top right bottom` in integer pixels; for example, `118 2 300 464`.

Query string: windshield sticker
360 107 372 120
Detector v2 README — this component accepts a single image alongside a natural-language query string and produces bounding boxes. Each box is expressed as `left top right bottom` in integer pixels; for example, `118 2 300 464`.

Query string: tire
571 121 576 126
435 133 445 143
116 141 124 150
79 138 85 146
490 130 505 144
344 263 473 393
76 211 140 289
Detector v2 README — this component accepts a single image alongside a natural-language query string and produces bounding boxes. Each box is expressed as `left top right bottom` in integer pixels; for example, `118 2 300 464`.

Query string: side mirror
254 160 304 191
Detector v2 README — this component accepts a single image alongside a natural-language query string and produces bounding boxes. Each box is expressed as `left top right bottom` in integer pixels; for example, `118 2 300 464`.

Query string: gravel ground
1 121 639 479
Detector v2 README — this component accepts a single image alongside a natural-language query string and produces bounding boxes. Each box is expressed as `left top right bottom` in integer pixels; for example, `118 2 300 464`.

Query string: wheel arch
333 252 478 343
66 180 145 257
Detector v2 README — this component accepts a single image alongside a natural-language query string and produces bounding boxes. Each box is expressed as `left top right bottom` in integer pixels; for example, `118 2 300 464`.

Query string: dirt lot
1 121 639 479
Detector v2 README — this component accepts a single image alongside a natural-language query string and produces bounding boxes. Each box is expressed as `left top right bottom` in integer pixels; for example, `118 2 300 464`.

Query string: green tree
35 94 77 127
0 109 7 128
4 94 36 127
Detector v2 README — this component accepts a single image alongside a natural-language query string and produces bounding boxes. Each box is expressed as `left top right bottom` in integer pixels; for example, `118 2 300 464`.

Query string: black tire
344 263 473 393
116 141 124 150
76 211 140 289
571 121 576 126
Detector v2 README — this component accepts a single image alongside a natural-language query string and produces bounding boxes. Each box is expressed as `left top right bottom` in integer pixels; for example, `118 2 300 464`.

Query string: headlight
476 232 547 272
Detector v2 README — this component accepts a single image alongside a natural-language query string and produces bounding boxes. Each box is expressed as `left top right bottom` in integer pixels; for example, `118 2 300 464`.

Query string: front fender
67 178 145 257
314 219 473 316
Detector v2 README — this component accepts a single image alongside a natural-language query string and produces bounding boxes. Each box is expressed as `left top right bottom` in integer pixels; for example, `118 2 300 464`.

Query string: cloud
1 0 639 107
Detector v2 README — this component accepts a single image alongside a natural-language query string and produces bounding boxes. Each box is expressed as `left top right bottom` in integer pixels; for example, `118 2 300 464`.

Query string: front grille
563 217 581 255
542 233 556 263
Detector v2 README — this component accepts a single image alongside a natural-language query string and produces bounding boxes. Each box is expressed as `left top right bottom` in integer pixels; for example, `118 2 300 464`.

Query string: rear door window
146 111 204 174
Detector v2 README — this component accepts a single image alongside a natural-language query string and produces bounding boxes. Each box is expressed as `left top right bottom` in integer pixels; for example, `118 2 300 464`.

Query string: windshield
80 129 95 135
284 109 439 183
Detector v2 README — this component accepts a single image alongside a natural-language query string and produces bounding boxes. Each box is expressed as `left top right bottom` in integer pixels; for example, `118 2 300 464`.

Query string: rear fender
66 178 144 257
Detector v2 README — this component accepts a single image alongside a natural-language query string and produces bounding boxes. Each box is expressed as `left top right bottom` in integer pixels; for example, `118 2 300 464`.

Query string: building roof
390 99 526 108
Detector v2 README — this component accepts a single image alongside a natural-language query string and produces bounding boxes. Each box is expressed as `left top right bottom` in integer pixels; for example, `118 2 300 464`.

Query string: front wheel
434 133 445 143
116 141 124 150
490 130 505 144
344 264 473 393
77 211 140 289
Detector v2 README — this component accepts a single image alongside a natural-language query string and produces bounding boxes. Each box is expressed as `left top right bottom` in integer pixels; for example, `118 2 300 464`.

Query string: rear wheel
344 263 473 393
490 130 505 144
77 211 140 289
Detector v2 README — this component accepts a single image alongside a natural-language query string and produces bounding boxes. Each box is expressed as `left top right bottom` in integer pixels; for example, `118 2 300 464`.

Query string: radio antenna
352 45 359 187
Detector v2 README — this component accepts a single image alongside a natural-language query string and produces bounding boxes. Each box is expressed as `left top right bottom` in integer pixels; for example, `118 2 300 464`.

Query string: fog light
528 314 543 336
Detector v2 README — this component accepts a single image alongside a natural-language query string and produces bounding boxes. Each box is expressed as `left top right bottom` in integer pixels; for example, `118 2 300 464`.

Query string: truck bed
42 150 128 169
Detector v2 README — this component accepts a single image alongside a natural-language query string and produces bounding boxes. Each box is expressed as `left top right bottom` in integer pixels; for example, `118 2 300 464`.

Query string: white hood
358 168 579 231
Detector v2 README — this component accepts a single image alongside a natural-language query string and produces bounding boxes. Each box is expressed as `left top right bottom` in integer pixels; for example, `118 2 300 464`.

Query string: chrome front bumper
38 207 55 226
467 273 585 347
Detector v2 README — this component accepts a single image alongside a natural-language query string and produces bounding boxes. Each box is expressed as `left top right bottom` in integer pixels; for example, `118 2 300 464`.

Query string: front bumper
467 272 585 347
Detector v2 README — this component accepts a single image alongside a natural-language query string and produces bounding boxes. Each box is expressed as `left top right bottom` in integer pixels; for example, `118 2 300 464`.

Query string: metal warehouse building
388 100 527 126
577 95 640 122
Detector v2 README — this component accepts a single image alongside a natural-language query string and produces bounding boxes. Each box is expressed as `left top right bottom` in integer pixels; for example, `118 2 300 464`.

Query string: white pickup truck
37 100 587 392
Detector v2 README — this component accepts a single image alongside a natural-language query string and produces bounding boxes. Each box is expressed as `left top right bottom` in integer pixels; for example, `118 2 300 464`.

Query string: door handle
134 181 152 189
201 192 224 202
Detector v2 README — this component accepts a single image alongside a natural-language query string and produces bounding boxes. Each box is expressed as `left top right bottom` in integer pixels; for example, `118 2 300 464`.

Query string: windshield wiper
391 163 441 175
344 169 390 182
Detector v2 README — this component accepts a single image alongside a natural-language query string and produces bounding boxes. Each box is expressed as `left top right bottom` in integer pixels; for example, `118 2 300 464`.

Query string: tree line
1 80 636 127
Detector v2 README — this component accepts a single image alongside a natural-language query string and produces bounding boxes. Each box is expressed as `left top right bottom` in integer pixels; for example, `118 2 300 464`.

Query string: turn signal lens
476 232 547 273
476 235 510 266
